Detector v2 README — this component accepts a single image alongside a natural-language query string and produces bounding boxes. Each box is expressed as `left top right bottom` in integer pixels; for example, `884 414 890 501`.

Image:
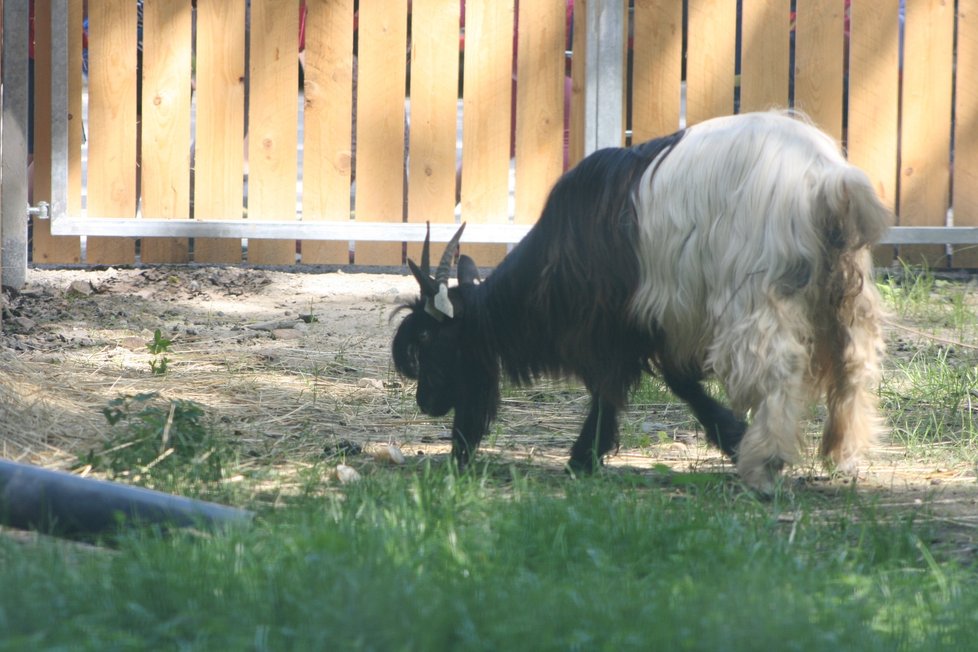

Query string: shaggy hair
393 111 890 492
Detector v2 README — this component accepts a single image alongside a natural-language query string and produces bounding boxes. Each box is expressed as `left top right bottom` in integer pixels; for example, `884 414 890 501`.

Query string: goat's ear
457 255 480 285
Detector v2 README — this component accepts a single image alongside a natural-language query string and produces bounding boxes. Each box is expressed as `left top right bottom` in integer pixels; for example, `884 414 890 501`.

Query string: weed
78 393 235 491
147 328 172 375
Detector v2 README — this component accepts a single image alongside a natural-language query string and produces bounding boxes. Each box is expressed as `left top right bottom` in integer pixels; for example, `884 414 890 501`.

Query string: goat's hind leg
568 396 619 473
717 305 810 493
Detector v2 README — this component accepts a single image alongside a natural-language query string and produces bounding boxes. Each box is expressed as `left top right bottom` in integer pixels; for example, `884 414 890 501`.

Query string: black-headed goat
392 111 890 492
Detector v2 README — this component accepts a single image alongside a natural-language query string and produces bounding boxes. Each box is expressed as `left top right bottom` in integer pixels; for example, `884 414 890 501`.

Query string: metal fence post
1 0 31 290
583 0 625 155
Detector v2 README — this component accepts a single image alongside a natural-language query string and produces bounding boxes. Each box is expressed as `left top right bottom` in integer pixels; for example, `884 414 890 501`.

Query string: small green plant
147 328 172 375
78 393 233 490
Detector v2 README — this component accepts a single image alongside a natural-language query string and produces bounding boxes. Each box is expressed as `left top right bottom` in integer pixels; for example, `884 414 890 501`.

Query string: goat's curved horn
434 223 466 286
420 221 432 277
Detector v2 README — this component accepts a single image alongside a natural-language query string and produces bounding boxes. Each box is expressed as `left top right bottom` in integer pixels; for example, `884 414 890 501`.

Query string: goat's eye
418 330 433 345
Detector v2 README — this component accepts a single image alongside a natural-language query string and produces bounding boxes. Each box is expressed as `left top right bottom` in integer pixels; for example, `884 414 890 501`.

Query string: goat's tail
817 164 893 251
813 162 889 468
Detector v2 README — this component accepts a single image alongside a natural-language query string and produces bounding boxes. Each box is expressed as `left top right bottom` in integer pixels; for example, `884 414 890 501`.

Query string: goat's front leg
568 395 619 473
660 365 746 460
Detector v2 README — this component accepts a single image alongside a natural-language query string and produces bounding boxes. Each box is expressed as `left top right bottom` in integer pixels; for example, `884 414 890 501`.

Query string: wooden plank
630 0 683 141
739 0 790 113
353 0 408 265
793 0 844 139
31 0 81 264
405 0 461 265
247 0 300 265
568 0 586 166
459 0 513 266
847 1 900 266
686 0 736 125
193 0 246 263
86 0 138 264
139 0 192 264
953 1 978 267
300 0 355 265
514 0 564 226
899 0 954 267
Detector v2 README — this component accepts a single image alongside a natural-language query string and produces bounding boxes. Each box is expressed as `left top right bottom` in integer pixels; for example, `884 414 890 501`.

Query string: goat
392 111 890 492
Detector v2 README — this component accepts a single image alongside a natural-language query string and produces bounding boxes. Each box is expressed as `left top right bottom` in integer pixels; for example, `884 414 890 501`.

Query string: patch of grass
77 393 237 496
1 466 976 650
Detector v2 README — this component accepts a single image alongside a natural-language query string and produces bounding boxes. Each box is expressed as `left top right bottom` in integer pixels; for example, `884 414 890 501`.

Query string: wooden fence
26 0 978 269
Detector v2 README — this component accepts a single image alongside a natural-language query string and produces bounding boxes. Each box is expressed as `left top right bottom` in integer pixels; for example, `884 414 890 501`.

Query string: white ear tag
433 283 454 319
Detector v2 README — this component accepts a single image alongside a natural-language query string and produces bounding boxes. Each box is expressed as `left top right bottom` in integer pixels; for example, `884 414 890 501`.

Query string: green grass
5 263 978 650
2 465 975 651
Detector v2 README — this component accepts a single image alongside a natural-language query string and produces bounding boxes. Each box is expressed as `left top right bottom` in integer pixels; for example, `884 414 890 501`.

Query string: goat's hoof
565 456 602 477
738 457 785 496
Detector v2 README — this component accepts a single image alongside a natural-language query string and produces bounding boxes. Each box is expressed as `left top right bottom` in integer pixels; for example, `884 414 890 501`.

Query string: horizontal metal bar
47 213 978 247
49 216 532 243
877 227 978 245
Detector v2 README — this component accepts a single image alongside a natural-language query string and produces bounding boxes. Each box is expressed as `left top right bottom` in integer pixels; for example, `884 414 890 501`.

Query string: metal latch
28 201 50 219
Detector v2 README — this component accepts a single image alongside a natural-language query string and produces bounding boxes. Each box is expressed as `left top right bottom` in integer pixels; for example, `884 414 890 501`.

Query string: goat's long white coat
629 112 890 491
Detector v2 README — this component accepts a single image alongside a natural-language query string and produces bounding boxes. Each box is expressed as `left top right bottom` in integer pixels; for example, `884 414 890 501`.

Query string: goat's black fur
393 129 748 471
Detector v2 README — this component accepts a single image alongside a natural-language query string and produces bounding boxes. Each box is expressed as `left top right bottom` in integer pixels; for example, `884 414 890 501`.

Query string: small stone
334 464 361 484
271 328 302 341
9 316 35 332
373 444 405 465
357 378 384 390
66 280 95 297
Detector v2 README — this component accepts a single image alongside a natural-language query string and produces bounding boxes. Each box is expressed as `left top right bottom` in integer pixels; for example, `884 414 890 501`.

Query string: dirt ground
1 264 976 557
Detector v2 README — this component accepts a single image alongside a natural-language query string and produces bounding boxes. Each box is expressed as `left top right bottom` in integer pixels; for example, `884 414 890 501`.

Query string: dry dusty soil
1 264 977 558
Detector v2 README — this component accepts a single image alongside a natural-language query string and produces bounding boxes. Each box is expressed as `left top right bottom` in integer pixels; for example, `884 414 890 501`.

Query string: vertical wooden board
459 0 513 266
194 0 246 263
847 1 900 265
953 1 978 267
631 0 683 141
686 0 737 125
404 0 460 264
31 0 81 264
514 0 564 225
86 0 138 264
899 0 954 267
247 0 300 265
140 0 192 264
301 0 354 265
793 0 844 139
353 0 408 265
739 0 790 113
568 0 586 167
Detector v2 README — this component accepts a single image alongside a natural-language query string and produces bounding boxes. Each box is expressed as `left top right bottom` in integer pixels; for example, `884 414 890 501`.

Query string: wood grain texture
514 0 565 225
353 0 409 265
739 0 790 113
246 0 300 265
300 0 355 265
686 0 736 125
847 1 900 265
953 1 978 267
899 0 954 266
140 0 192 263
459 0 513 266
86 0 138 264
631 0 683 141
793 0 844 139
568 0 586 167
405 0 461 265
193 0 246 263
